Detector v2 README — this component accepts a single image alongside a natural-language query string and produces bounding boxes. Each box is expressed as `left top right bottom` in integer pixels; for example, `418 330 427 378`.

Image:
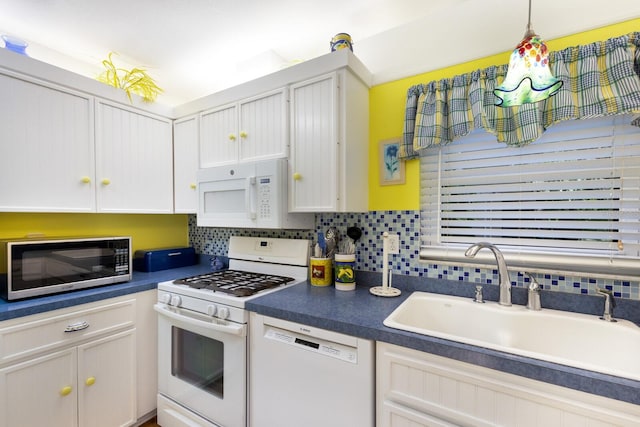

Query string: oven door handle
154 304 246 337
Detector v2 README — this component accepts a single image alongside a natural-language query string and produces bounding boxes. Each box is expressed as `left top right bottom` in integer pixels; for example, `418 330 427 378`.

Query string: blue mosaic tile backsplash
189 211 639 301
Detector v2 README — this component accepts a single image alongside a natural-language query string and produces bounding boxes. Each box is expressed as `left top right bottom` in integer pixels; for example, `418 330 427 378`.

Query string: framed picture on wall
379 138 405 185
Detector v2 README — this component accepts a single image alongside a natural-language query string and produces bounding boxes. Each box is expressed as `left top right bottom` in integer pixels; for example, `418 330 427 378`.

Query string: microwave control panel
257 177 273 219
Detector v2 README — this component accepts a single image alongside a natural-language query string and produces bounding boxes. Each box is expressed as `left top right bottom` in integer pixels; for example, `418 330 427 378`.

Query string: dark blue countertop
0 263 212 322
246 272 640 407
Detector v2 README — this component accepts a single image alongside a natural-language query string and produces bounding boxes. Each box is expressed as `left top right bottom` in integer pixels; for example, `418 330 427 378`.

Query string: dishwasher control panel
264 326 358 363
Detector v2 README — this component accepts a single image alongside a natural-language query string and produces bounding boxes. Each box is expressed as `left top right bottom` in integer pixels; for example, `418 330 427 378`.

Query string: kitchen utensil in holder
370 232 401 297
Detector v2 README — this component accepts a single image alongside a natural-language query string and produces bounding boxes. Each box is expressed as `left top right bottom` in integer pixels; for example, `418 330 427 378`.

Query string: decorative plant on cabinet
97 51 163 103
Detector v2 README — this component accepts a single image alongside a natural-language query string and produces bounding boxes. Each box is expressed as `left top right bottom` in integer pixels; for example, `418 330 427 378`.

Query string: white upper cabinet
289 73 338 212
95 100 174 213
237 89 288 162
0 49 174 214
199 103 237 166
173 115 199 213
176 50 371 214
199 88 287 167
289 69 369 212
0 71 96 212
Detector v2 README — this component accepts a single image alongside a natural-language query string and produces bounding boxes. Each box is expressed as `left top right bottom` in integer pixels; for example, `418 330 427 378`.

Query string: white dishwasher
249 312 375 427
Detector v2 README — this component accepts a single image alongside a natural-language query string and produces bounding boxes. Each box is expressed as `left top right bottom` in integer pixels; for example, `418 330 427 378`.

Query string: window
420 114 640 280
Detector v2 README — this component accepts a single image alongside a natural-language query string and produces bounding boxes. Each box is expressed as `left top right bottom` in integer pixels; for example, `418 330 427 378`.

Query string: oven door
155 303 247 427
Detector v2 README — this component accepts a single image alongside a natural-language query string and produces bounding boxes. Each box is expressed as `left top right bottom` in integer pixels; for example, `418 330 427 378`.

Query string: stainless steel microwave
0 236 131 300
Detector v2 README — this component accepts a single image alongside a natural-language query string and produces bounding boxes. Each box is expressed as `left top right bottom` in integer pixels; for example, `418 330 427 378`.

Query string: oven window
171 326 224 398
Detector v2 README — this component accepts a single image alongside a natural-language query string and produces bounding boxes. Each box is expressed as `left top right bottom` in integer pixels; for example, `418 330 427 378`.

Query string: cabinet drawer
0 299 135 365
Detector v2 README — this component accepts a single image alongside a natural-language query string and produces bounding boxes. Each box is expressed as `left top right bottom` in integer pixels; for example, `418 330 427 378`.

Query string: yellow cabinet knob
189 183 197 190
85 376 96 386
81 176 91 184
228 134 236 141
293 172 302 181
101 178 111 186
60 386 72 396
239 131 248 138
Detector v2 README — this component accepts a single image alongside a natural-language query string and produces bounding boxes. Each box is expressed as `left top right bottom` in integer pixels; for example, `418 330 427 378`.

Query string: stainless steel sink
384 291 640 380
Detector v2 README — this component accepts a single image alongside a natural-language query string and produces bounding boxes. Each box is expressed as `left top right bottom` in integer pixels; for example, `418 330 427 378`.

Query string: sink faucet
465 242 512 306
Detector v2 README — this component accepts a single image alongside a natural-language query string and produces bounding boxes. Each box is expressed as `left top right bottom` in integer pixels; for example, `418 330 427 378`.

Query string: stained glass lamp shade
493 2 562 107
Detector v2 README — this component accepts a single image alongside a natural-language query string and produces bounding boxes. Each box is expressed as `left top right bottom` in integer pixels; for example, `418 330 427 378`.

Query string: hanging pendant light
493 0 562 107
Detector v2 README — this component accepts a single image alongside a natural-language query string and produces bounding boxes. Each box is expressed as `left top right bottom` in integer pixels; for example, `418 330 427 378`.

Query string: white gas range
155 236 309 427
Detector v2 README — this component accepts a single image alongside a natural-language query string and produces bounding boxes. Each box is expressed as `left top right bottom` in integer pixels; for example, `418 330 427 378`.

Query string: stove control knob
217 306 230 320
206 304 217 317
170 295 182 307
161 293 172 305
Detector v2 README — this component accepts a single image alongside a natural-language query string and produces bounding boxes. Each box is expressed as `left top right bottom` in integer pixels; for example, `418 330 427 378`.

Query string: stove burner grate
173 270 295 297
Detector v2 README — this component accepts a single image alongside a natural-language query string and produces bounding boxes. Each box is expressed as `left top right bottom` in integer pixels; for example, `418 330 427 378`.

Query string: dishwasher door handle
154 304 246 337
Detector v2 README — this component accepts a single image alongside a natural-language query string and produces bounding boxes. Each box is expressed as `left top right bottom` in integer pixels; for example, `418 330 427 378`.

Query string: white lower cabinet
0 348 77 427
77 330 136 427
377 342 640 427
0 293 155 427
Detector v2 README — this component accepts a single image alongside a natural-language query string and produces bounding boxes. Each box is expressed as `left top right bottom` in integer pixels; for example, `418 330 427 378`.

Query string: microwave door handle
245 176 257 220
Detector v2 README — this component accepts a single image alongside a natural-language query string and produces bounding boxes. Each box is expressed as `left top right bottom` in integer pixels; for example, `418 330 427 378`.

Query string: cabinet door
378 342 640 427
200 103 238 167
95 100 173 213
0 348 77 427
173 115 199 213
289 73 339 212
0 71 95 212
77 329 136 427
238 88 287 162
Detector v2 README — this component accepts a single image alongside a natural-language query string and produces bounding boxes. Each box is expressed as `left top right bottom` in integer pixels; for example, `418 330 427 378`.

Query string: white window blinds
420 115 640 280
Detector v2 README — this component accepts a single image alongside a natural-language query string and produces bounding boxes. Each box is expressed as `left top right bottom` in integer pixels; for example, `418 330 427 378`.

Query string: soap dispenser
524 272 542 311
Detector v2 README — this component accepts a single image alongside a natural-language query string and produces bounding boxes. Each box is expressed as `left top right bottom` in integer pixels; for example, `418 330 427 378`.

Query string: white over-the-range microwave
197 158 314 229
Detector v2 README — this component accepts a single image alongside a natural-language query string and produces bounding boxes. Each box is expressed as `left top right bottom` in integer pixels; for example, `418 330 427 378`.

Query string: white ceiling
1 0 639 106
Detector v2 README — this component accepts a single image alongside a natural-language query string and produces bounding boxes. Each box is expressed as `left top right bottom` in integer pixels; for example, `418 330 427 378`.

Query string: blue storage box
133 247 197 272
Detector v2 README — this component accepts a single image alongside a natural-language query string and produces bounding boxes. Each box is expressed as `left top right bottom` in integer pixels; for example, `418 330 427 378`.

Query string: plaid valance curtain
401 32 640 159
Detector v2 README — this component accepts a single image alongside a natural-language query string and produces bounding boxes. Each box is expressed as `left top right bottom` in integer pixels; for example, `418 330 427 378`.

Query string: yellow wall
368 18 640 211
0 213 189 252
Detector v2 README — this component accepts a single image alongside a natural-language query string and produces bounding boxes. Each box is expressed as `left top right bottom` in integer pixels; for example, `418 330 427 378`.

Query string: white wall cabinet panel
199 88 287 167
237 89 287 162
377 342 640 427
289 70 369 212
200 103 237 167
96 100 173 213
0 71 95 212
0 348 77 427
173 115 199 213
289 73 338 211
